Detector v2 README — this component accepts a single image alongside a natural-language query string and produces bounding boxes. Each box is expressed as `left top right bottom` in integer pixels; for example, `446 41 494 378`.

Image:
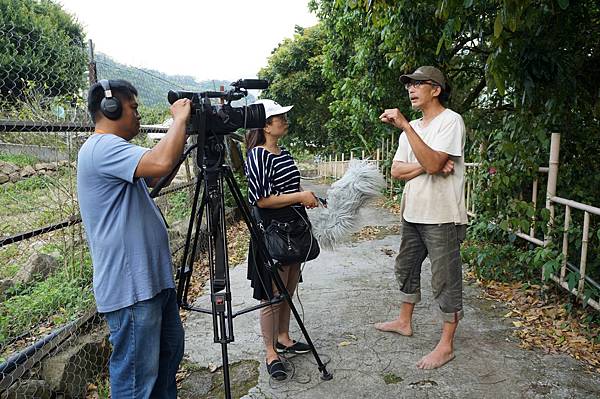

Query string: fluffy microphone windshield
311 160 386 250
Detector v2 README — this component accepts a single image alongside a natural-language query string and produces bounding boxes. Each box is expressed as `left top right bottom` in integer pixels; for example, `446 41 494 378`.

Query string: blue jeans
104 288 184 399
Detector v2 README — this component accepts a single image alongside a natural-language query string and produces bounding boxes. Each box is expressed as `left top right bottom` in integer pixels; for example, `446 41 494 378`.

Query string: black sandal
266 358 287 381
275 340 311 354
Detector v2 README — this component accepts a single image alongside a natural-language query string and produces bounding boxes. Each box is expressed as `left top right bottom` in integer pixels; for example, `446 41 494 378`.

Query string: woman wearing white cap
244 99 319 381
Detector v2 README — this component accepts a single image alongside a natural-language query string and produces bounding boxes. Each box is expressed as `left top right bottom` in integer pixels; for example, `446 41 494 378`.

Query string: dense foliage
0 0 88 99
259 25 333 150
261 0 600 286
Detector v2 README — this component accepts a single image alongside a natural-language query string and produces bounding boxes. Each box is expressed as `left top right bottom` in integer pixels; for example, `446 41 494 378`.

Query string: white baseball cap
252 99 293 119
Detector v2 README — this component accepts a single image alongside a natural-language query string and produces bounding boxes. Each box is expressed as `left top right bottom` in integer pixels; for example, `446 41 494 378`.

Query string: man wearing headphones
77 79 191 398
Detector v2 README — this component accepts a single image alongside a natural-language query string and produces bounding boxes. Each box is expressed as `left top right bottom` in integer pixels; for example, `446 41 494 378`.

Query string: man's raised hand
379 108 409 130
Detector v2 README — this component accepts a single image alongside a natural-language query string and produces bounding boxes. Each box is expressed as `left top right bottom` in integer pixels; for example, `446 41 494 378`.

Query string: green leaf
463 0 473 8
494 72 506 96
567 272 578 292
583 288 592 306
494 14 503 38
436 35 445 55
526 207 535 218
543 261 554 280
557 0 569 10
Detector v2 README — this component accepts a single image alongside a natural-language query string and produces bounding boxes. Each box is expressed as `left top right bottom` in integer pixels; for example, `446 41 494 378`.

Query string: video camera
167 79 268 136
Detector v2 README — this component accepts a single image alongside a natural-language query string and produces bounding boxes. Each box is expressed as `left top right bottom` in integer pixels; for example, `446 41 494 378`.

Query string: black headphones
99 79 122 120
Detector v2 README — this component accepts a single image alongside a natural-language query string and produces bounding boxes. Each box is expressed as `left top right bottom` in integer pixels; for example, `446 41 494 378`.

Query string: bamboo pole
560 205 571 283
530 178 538 238
385 137 389 160
544 133 561 247
466 179 471 213
390 132 395 195
381 140 385 172
341 153 345 175
578 211 590 299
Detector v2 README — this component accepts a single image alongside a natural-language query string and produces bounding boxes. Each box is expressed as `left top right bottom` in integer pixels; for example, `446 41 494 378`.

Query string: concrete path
183 181 600 399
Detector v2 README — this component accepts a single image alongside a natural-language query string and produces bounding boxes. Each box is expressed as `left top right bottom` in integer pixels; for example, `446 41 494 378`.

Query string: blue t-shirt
77 133 174 313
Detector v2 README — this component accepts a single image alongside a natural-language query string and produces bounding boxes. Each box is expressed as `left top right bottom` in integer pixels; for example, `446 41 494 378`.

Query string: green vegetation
462 219 599 305
383 373 404 385
164 189 192 225
259 0 600 297
259 25 333 151
0 0 87 99
0 265 94 347
0 168 77 236
0 153 38 167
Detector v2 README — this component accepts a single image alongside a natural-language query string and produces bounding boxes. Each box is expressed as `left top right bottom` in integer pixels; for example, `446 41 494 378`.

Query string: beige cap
400 66 446 89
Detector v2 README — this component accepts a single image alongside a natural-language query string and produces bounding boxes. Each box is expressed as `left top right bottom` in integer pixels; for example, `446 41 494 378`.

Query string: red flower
488 167 497 175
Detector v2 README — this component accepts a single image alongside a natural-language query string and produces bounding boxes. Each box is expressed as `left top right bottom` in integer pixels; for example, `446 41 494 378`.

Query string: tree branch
459 77 487 113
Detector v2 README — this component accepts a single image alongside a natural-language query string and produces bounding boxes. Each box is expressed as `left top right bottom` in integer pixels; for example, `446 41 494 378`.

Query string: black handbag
253 207 320 264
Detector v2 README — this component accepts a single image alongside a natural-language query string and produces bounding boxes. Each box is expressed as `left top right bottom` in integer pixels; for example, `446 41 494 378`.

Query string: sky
57 0 319 82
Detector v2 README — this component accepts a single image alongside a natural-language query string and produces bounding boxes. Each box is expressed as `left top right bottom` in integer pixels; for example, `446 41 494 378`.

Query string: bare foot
416 347 455 369
374 320 413 336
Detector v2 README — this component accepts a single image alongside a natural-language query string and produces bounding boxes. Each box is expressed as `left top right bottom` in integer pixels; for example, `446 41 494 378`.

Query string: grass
165 189 192 225
0 263 94 349
0 161 92 350
0 168 78 236
0 170 79 280
383 372 404 384
0 153 39 167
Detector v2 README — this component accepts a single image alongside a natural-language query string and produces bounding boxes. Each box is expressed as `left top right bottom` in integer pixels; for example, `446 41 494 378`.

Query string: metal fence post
87 39 97 85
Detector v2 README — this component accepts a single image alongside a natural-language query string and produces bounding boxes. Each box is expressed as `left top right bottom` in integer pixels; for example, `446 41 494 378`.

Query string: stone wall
0 160 71 185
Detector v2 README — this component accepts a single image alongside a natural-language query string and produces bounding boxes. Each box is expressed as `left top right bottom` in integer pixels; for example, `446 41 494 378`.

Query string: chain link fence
0 16 197 397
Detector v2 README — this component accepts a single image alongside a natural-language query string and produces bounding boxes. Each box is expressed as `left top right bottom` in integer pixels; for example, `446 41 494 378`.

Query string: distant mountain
94 53 256 107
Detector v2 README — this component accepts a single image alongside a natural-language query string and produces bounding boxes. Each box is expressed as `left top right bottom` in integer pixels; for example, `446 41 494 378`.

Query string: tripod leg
204 165 236 398
223 168 333 381
214 292 232 399
177 171 205 306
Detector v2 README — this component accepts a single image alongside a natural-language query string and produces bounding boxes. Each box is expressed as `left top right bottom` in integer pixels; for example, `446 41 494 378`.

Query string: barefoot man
376 66 467 369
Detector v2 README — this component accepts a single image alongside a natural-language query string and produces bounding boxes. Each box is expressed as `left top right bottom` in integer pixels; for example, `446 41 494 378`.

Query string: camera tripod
165 134 332 398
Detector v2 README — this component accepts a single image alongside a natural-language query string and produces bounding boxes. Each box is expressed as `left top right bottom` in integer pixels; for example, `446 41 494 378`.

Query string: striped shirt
244 146 301 205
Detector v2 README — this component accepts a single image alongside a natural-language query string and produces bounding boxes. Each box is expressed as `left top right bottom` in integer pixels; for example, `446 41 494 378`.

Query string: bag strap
251 206 265 232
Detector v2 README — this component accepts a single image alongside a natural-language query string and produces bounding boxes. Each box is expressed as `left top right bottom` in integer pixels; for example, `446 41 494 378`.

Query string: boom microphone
310 160 386 250
231 79 269 90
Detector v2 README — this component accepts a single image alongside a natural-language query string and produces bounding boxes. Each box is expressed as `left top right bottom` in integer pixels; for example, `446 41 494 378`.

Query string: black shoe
266 359 287 381
275 340 311 354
